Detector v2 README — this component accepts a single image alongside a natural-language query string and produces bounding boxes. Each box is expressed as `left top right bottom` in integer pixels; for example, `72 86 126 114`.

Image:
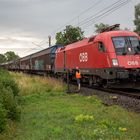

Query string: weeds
11 73 66 96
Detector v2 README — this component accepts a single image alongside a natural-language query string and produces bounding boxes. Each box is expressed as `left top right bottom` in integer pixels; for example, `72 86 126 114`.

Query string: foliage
0 88 20 120
0 54 6 64
124 27 130 31
0 69 19 96
0 69 20 132
0 51 20 64
55 25 84 46
0 103 6 132
134 3 140 35
4 51 19 62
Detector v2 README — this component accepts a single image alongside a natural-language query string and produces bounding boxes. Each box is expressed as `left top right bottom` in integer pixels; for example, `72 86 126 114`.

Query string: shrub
0 69 20 132
0 86 20 121
0 70 19 96
2 78 19 96
0 103 6 132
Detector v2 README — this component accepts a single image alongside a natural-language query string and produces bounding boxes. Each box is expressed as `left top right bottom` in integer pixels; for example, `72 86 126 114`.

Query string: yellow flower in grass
75 114 94 122
87 96 92 99
119 127 127 132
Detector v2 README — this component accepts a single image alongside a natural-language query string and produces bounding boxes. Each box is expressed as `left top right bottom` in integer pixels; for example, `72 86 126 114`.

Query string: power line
22 0 132 55
78 0 129 27
34 0 103 48
11 0 133 57
50 0 103 36
82 0 131 29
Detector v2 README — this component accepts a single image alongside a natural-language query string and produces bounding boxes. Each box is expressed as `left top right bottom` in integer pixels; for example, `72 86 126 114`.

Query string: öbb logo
127 61 139 66
79 52 88 62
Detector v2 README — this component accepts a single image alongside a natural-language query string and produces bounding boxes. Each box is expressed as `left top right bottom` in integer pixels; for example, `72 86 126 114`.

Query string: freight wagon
1 45 62 75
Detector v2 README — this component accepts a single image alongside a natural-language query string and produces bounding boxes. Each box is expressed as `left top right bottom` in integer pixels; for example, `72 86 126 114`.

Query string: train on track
1 24 140 88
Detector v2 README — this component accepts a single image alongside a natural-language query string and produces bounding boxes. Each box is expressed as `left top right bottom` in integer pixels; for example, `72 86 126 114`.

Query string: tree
0 54 6 64
94 23 110 33
55 25 84 46
4 51 19 62
134 3 140 35
124 27 130 31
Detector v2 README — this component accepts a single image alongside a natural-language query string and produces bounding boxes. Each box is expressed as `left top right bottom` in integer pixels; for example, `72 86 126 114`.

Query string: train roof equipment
100 24 120 33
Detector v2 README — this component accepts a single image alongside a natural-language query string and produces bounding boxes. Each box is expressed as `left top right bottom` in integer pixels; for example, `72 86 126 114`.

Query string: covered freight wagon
20 45 62 74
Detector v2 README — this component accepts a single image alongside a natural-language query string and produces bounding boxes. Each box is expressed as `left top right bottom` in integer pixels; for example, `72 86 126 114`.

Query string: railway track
73 84 140 113
100 88 140 99
67 81 140 99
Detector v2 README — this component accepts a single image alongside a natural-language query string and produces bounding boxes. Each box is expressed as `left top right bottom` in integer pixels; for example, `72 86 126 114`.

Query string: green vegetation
134 3 140 35
0 69 20 132
0 72 140 140
55 25 84 46
0 51 19 64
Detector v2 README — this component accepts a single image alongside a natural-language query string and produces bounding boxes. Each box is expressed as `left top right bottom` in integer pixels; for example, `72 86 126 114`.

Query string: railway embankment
0 72 140 140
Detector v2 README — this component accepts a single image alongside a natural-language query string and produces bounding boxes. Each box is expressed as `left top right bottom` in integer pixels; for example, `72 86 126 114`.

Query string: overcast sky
0 0 139 57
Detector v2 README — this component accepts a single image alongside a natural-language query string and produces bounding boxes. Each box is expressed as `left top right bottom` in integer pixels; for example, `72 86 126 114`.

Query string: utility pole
48 36 51 47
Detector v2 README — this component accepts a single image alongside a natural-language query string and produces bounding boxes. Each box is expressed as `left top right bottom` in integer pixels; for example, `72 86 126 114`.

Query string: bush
0 69 20 132
0 103 6 132
0 70 19 96
1 78 19 96
0 88 20 120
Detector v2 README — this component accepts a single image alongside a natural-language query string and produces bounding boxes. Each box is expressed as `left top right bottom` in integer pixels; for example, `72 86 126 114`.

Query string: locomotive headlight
112 58 119 66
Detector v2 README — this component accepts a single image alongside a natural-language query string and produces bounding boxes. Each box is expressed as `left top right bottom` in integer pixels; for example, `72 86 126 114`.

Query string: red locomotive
55 25 140 88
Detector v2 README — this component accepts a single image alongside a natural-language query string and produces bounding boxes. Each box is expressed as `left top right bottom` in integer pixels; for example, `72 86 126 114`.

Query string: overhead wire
23 0 132 55
23 0 103 55
50 0 103 36
78 0 129 27
82 0 131 29
83 0 131 29
83 0 132 29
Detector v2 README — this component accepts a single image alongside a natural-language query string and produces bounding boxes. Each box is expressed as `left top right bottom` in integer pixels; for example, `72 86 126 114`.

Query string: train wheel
102 80 108 88
89 77 93 87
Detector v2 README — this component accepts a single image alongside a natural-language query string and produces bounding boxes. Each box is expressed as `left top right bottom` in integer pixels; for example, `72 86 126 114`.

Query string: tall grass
11 72 66 96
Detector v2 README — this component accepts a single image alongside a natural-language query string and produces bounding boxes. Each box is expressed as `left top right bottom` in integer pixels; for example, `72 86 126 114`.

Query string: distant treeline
0 51 19 64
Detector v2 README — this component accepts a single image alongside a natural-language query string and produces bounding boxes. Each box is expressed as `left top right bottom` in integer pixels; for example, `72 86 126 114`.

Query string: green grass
0 72 140 140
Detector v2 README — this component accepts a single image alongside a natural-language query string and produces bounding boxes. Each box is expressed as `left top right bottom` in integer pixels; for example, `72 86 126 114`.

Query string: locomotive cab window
98 42 106 52
112 36 140 55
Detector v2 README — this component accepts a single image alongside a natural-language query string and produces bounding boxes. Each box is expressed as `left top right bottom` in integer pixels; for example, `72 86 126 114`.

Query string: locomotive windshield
112 36 140 55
